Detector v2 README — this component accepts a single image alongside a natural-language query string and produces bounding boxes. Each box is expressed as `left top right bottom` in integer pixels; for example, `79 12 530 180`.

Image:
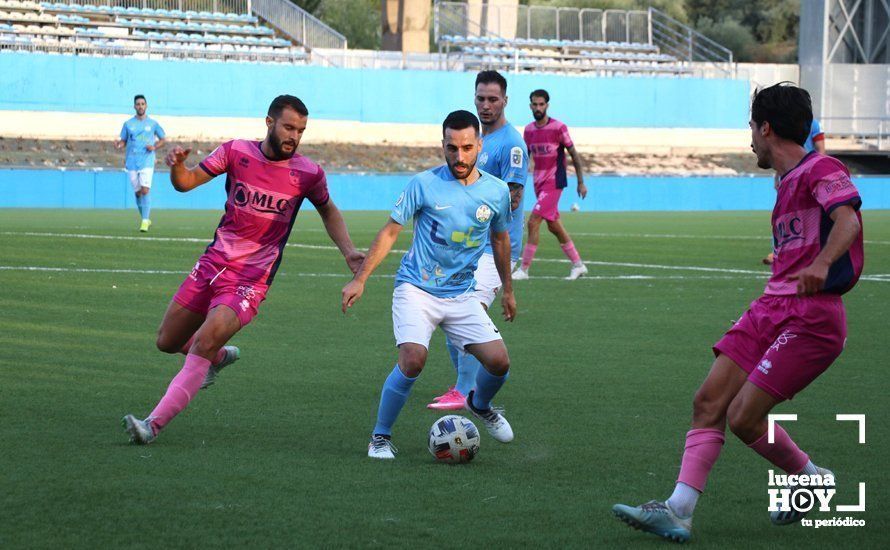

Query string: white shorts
392 282 502 350
473 252 515 308
127 168 154 192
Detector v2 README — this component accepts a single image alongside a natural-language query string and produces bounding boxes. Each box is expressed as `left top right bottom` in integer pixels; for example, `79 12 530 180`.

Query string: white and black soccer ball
428 415 480 464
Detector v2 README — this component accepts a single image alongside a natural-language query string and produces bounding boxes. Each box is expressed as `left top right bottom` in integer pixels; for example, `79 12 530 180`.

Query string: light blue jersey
120 116 165 170
391 165 512 298
477 122 528 260
803 119 823 153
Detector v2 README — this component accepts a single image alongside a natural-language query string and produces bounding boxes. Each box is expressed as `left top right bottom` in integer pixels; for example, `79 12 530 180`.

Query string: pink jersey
198 139 330 285
523 118 574 194
766 153 864 296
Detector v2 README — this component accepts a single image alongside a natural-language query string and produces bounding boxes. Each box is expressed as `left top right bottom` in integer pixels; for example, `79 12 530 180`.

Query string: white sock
800 460 819 476
666 482 699 518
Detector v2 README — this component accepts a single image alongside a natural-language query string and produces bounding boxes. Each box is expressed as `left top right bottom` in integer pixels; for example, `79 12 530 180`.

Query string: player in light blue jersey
115 94 166 232
341 110 517 459
429 70 529 411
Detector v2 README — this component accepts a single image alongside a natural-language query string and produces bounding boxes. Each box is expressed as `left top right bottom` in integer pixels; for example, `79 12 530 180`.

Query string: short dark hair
475 70 507 94
530 89 549 102
751 83 813 146
442 110 480 137
268 95 309 118
133 95 146 103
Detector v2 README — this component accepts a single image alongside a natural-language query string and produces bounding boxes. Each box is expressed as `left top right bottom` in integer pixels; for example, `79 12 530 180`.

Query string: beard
267 131 297 160
532 111 545 121
447 158 475 180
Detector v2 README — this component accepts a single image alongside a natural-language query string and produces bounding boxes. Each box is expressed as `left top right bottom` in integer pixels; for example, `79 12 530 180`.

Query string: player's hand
146 145 156 152
341 279 365 313
501 290 517 322
577 181 588 199
114 140 124 150
788 260 829 296
165 146 191 167
344 250 366 275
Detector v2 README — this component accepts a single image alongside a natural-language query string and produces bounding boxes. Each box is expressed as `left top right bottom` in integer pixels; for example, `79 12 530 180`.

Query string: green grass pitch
1 208 887 548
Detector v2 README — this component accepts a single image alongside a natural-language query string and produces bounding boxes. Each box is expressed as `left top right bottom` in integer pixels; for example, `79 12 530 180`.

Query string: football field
1 208 887 548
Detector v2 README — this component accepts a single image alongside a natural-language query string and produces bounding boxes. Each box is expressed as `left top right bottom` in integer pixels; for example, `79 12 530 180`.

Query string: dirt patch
0 137 771 175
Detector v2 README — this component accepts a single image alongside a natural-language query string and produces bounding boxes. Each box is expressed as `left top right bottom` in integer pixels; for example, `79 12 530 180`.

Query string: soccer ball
570 202 580 212
428 415 480 464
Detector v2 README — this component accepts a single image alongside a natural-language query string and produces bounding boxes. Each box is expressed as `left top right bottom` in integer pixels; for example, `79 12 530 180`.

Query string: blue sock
455 349 481 397
141 193 151 220
135 194 144 219
471 367 508 410
372 365 417 436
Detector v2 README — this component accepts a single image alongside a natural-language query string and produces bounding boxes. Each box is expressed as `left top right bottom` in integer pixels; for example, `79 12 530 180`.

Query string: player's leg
442 296 513 442
612 354 748 542
547 218 586 280
124 305 241 444
369 284 437 458
431 254 500 410
138 169 153 232
463 339 514 443
516 212 543 278
156 284 233 372
128 170 144 225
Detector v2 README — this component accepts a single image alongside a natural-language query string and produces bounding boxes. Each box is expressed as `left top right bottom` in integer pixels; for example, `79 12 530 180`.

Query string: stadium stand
0 0 307 63
433 1 734 76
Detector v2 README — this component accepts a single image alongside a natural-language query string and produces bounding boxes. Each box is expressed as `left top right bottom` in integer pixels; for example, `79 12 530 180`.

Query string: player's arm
147 138 166 152
508 182 524 211
567 145 587 199
490 229 516 322
341 219 403 313
115 126 127 150
814 137 826 155
789 204 860 295
315 199 365 274
165 146 213 192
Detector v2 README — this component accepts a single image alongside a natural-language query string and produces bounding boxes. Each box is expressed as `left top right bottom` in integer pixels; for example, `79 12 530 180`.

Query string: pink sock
179 337 226 365
677 428 725 492
748 424 810 474
148 354 212 433
520 244 538 270
560 240 582 264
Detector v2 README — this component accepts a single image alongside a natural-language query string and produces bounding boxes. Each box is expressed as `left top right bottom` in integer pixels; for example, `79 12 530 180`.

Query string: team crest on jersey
510 146 523 168
479 152 489 167
475 204 492 223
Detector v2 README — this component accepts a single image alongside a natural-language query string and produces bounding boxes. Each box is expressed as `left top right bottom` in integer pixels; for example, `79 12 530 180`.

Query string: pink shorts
532 187 563 221
172 256 267 327
713 294 847 400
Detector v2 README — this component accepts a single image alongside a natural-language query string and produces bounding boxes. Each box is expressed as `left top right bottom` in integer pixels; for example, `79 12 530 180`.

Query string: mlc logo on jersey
232 182 293 215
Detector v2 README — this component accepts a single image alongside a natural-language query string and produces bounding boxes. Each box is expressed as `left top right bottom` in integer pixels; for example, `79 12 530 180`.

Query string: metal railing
44 0 250 13
822 117 890 150
251 0 345 50
648 7 733 73
435 1 649 44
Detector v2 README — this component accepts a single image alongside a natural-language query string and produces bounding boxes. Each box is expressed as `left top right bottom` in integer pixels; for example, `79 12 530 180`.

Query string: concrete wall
2 168 889 211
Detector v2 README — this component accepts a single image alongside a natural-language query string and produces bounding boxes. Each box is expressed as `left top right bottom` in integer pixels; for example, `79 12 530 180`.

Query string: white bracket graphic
836 414 866 444
767 414 797 443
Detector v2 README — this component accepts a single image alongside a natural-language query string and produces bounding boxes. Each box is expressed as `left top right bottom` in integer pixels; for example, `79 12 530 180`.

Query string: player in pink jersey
613 84 863 542
515 89 588 281
122 95 364 445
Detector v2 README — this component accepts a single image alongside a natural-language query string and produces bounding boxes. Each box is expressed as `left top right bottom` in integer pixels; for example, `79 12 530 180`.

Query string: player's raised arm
341 219 403 313
490 229 516 321
316 199 365 274
165 146 213 192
